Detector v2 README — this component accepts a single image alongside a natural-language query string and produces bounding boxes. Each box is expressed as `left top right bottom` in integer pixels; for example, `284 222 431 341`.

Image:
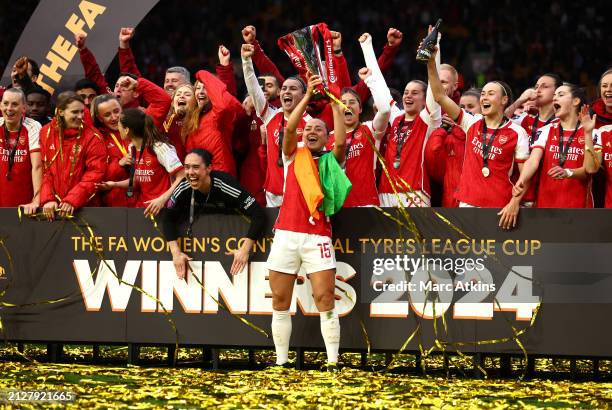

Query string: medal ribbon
481 117 506 172
557 123 580 168
394 117 414 168
3 121 23 181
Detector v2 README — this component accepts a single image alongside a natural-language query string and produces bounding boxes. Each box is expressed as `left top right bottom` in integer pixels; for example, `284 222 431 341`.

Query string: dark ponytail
541 73 562 89
120 108 167 148
494 81 514 109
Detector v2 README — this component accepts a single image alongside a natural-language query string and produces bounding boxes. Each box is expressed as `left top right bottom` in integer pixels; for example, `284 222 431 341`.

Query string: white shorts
459 201 478 208
265 191 283 207
267 229 336 275
379 191 431 208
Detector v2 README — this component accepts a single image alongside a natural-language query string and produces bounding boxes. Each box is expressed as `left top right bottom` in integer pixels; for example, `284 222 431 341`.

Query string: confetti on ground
0 345 611 409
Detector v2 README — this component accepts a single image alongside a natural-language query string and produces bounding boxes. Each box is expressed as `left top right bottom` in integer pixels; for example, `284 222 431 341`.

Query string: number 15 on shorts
318 242 332 258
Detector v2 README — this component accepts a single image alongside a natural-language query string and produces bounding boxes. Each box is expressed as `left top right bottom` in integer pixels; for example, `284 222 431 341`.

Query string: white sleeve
513 125 530 161
24 118 41 151
154 142 183 174
364 75 390 136
242 57 273 123
531 123 551 149
389 102 404 125
510 112 528 126
360 35 384 83
458 110 481 133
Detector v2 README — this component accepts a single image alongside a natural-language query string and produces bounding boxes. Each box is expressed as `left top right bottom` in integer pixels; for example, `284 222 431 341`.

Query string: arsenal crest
578 136 585 145
145 157 152 166
499 135 508 144
19 136 26 145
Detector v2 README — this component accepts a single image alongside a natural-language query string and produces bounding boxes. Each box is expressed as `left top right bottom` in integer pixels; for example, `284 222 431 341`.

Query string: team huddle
1 23 611 369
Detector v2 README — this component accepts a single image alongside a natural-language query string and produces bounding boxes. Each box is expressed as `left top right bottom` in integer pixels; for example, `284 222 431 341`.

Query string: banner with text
0 208 611 357
1 0 159 94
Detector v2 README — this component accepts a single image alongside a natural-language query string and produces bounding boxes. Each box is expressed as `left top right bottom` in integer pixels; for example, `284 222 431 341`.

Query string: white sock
272 309 292 365
320 309 340 364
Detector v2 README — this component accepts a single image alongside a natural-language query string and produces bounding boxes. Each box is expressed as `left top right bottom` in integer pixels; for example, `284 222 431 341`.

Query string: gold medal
393 160 400 169
481 166 490 177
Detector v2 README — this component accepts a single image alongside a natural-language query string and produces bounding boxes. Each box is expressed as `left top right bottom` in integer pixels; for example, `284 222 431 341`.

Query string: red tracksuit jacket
40 120 107 209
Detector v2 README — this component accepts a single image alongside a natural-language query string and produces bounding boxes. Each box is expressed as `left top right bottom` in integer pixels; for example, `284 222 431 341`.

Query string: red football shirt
274 147 331 237
594 124 612 207
512 112 559 203
0 117 41 206
378 106 436 195
532 124 592 208
261 108 309 196
329 122 379 207
456 111 530 207
129 142 183 207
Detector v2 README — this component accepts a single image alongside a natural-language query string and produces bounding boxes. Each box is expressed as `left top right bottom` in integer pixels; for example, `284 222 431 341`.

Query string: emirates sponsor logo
135 169 155 176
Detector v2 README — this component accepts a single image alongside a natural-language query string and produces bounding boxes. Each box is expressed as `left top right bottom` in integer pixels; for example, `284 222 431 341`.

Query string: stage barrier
1 208 611 358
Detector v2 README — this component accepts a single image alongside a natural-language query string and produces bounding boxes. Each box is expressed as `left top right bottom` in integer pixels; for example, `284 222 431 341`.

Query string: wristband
565 168 574 178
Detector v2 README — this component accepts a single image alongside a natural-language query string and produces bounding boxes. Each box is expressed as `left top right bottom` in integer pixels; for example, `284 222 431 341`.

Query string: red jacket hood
592 98 612 127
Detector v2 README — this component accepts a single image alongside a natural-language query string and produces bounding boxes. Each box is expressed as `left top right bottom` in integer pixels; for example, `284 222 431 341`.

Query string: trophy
278 23 351 113
416 19 442 63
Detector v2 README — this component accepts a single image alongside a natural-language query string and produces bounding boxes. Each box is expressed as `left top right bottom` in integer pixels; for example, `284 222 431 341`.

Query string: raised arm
118 76 171 129
75 33 111 94
426 47 460 121
505 88 536 120
242 25 286 84
330 30 352 89
241 44 269 120
354 28 402 103
284 75 320 157
331 101 347 163
118 27 142 77
424 32 442 124
216 45 238 97
359 68 390 138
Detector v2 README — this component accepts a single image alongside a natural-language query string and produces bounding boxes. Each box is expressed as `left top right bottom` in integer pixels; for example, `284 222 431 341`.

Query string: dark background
1 0 610 100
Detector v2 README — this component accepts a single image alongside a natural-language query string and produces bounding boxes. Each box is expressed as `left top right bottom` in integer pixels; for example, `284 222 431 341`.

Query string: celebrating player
98 108 184 216
426 46 530 216
508 84 590 226
267 74 347 370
